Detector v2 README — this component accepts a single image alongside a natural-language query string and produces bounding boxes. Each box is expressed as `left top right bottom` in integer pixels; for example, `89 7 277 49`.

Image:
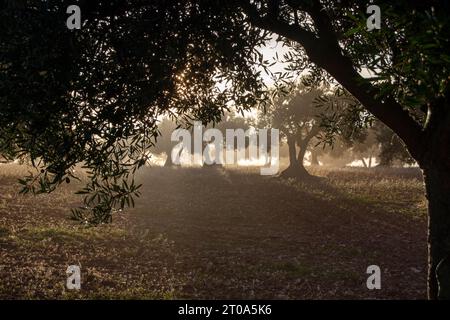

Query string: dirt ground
0 164 428 299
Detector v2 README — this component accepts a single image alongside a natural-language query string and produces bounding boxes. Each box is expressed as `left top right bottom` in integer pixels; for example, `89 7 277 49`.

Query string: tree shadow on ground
130 166 427 299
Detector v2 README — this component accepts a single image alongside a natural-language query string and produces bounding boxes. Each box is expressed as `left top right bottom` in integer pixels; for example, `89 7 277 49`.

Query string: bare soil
0 164 427 299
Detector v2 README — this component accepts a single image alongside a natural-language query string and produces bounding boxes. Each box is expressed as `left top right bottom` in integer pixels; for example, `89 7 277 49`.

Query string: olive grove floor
0 164 427 299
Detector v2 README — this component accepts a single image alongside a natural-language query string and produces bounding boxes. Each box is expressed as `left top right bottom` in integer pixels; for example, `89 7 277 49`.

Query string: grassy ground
0 163 427 299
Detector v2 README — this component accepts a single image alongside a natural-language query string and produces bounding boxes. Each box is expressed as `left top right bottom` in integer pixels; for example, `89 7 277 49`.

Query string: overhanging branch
237 0 426 161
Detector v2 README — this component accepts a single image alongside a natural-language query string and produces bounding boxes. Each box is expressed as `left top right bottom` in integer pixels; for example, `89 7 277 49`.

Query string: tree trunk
361 158 368 168
423 164 450 299
419 101 450 300
422 107 450 300
281 136 310 177
287 136 297 168
164 154 174 167
297 141 308 170
310 149 320 166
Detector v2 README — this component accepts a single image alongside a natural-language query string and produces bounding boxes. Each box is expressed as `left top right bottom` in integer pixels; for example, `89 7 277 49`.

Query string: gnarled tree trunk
281 132 316 178
424 164 450 299
287 135 297 168
281 135 310 177
421 105 450 299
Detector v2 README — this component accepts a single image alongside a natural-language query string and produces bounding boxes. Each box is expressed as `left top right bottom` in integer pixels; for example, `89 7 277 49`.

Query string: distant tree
309 86 373 168
165 111 252 167
313 121 414 169
211 112 252 166
308 140 352 168
215 112 251 136
313 120 415 169
257 82 370 176
257 84 325 177
374 121 415 167
351 129 378 168
152 118 178 167
309 131 373 168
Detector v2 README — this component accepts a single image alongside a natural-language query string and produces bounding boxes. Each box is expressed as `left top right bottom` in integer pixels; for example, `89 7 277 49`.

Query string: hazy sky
258 37 296 86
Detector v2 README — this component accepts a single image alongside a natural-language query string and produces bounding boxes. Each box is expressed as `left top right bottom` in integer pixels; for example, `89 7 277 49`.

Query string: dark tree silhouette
257 84 323 177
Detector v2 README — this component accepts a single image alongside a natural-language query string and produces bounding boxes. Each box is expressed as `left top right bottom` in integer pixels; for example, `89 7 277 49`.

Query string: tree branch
237 0 426 161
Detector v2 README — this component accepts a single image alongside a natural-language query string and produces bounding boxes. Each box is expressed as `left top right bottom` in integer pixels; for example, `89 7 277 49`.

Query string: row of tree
152 81 414 174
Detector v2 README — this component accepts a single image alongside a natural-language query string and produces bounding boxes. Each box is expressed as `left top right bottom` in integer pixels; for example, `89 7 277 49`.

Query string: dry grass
0 163 427 299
